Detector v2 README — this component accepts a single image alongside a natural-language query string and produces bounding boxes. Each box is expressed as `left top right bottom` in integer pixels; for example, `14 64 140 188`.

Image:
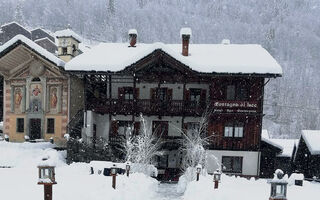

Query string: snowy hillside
1 0 320 138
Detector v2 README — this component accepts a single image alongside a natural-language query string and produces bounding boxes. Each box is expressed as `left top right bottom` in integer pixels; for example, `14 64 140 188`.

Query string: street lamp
213 169 222 189
196 164 202 181
126 162 131 177
38 158 57 200
269 169 288 200
111 164 117 189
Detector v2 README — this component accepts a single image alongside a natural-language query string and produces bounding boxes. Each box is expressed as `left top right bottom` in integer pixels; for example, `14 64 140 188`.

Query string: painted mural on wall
30 83 42 112
49 86 60 112
14 87 23 113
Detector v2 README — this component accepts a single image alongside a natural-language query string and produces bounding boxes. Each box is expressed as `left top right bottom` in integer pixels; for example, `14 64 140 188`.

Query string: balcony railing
87 98 206 116
87 98 261 116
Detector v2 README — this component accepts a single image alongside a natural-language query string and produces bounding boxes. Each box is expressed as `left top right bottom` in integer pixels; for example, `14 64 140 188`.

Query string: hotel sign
213 101 259 113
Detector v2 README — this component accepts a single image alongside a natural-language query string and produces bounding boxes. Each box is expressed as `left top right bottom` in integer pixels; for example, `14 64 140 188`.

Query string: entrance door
29 118 41 140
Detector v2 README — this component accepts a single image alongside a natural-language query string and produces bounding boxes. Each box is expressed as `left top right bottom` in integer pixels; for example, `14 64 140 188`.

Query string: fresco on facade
14 87 23 112
49 86 59 112
30 83 42 112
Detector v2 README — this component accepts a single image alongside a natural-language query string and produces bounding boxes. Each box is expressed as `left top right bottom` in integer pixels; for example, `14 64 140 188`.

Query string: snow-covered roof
0 35 64 67
180 28 192 37
261 130 297 157
65 42 282 75
301 130 320 155
34 37 56 46
55 28 82 42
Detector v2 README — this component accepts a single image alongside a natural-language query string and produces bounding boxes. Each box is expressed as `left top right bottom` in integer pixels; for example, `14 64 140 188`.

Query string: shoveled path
155 183 184 200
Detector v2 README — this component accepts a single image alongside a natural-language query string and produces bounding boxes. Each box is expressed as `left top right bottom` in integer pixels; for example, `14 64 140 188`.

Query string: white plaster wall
140 116 183 137
94 113 109 140
206 150 260 176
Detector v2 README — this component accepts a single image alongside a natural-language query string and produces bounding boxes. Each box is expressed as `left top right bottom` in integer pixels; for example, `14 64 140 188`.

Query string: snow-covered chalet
64 28 282 179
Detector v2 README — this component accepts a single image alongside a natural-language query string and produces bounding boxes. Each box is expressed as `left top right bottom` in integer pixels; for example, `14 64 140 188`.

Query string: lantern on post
196 164 202 181
269 169 288 200
126 162 131 177
213 169 222 189
111 164 117 189
37 157 57 200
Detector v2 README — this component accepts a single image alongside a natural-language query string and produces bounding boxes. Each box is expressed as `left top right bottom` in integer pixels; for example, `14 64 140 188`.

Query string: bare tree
179 108 220 177
121 114 163 166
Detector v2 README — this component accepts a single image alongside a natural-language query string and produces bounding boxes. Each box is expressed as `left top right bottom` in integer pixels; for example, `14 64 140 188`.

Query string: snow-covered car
89 161 158 177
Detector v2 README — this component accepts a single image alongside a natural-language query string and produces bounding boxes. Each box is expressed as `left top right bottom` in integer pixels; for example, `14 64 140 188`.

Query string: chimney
180 27 192 56
128 29 137 47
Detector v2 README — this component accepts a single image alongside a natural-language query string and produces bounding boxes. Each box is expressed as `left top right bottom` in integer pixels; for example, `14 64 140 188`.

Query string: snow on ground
1 141 319 200
182 174 320 200
0 141 158 200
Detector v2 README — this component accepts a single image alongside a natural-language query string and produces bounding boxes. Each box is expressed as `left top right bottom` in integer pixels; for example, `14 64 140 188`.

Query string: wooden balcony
87 98 206 116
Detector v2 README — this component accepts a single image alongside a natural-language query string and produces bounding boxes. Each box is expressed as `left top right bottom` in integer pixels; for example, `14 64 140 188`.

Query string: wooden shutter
134 88 139 99
111 120 118 136
118 87 124 100
184 89 190 101
164 122 169 136
134 122 140 135
150 88 156 101
200 89 206 103
167 89 173 101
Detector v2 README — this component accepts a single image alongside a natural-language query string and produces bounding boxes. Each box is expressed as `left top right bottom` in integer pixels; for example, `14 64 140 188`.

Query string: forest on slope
1 0 320 138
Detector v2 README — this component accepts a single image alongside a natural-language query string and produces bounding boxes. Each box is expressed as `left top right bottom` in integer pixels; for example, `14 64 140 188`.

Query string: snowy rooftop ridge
261 130 298 157
261 130 283 151
65 42 282 75
0 34 65 67
301 130 320 155
55 28 82 42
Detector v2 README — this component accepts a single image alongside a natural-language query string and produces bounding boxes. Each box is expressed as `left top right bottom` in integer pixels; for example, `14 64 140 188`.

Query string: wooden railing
86 98 261 116
87 99 206 116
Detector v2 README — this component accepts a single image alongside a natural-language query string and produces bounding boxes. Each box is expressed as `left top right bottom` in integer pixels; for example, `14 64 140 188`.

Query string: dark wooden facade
75 50 266 153
294 137 320 179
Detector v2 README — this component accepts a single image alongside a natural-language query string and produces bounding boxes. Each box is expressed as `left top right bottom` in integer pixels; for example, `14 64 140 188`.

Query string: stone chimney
128 29 137 47
180 28 192 56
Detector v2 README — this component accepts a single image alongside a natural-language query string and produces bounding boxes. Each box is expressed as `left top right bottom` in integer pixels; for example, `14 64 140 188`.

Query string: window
62 47 67 55
152 121 168 136
222 156 243 173
190 89 202 103
118 121 133 136
226 85 235 100
226 83 248 101
17 118 24 133
157 88 168 101
124 87 134 100
186 122 200 137
47 118 55 134
224 122 244 138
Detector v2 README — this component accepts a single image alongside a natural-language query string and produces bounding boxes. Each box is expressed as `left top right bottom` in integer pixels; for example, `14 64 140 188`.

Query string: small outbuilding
260 130 297 178
294 130 320 179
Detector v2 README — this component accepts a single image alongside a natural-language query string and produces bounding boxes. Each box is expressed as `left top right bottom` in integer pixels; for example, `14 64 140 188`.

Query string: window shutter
111 120 118 136
164 122 169 136
118 87 124 100
134 122 140 135
134 88 139 99
167 89 173 101
150 88 156 101
185 89 190 101
200 89 206 103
